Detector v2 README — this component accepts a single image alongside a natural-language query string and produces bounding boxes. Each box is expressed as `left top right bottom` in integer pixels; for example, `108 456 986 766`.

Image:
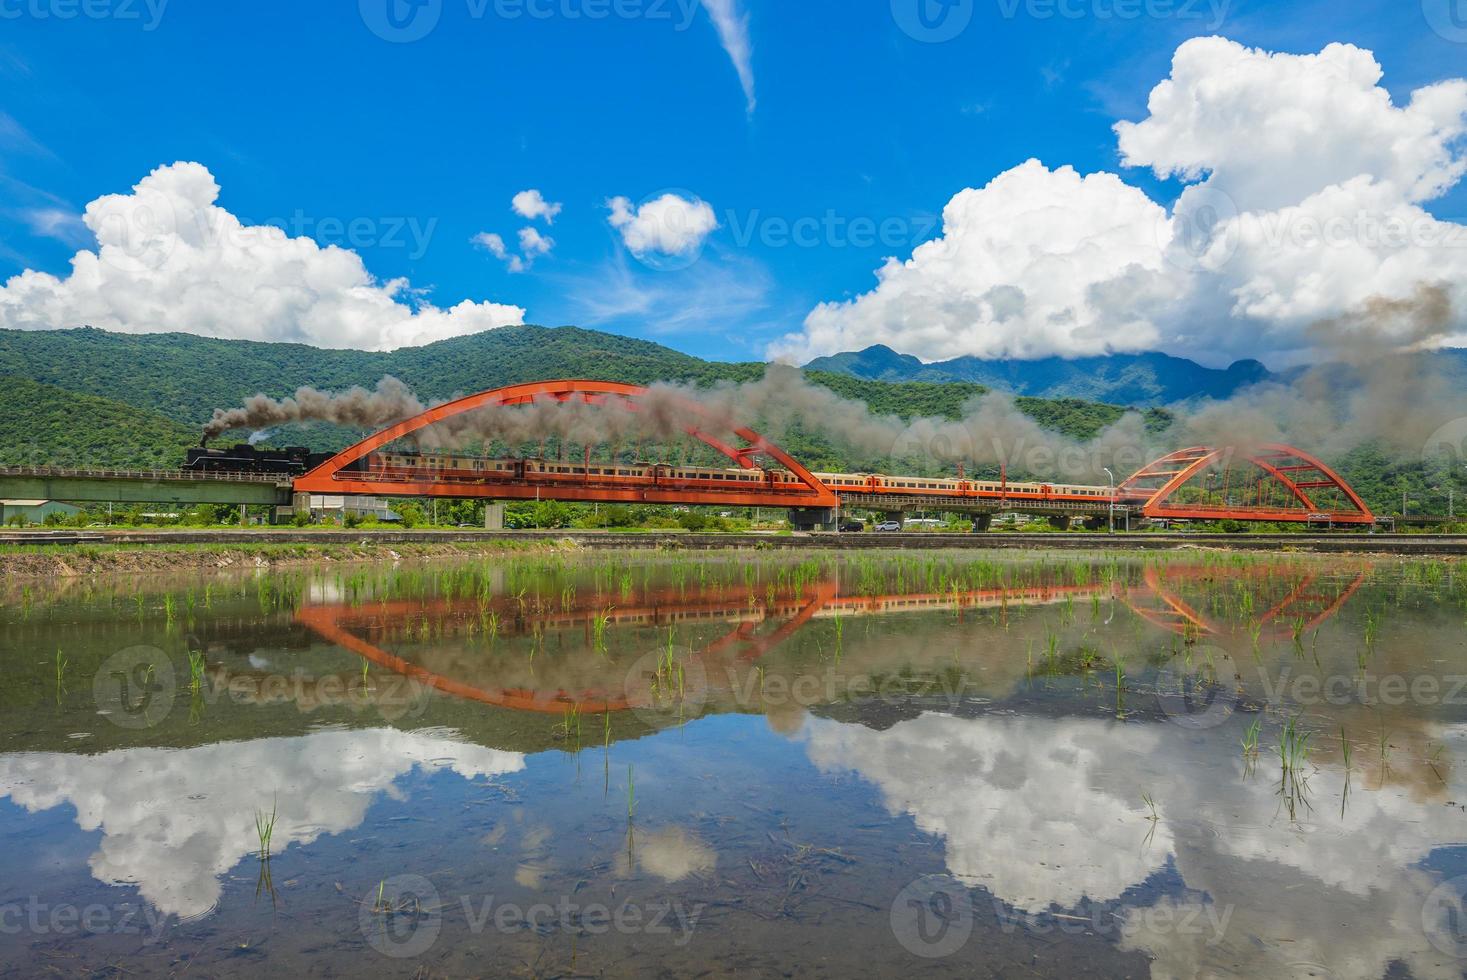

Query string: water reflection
0 730 523 918
2 551 1464 978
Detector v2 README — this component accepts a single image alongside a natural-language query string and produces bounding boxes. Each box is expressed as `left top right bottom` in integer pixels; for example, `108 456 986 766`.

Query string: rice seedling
1278 715 1311 774
592 607 613 654
188 650 206 694
1339 727 1352 771
1141 792 1159 822
255 798 278 860
1241 717 1262 761
626 765 636 819
53 648 67 702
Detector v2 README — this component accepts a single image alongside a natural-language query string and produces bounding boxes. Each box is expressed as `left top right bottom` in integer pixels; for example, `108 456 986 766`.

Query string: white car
874 521 903 532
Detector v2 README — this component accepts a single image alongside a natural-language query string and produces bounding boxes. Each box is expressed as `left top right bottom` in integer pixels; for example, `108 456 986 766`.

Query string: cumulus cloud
511 188 562 224
776 161 1172 363
606 193 720 260
771 37 1467 367
0 162 526 351
702 0 755 115
1115 38 1467 213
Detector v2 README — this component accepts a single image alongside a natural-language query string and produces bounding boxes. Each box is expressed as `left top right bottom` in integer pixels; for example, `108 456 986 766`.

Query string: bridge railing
0 465 287 485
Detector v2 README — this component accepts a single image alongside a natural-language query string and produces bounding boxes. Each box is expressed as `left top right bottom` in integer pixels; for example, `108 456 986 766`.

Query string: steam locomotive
183 444 334 477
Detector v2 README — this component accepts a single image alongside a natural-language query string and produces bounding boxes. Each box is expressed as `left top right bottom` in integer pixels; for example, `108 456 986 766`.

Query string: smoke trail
1169 284 1467 461
202 377 426 443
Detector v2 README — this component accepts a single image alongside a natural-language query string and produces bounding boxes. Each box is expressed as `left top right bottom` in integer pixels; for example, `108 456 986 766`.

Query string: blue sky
0 0 1464 366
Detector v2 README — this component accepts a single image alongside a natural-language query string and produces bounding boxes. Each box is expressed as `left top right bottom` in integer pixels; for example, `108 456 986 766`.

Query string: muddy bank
0 539 580 579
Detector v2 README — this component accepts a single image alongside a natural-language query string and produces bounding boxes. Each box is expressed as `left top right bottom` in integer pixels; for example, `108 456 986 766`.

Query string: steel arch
1118 444 1374 525
293 379 839 508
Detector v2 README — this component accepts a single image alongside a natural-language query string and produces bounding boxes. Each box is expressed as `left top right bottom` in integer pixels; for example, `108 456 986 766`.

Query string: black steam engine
184 444 334 477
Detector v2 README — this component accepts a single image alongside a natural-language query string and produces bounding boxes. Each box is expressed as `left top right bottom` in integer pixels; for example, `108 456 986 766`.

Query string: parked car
837 521 865 533
874 521 903 532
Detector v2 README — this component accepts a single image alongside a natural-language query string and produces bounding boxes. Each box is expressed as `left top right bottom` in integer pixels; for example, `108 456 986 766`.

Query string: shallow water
2 549 1467 978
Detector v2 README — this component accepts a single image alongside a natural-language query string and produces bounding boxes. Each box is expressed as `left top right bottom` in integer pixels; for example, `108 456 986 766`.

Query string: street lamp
1103 467 1116 535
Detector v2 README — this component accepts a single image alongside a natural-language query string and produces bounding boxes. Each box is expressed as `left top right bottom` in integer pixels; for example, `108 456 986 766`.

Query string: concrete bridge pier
484 502 506 531
1047 515 1071 531
971 513 993 533
788 507 837 532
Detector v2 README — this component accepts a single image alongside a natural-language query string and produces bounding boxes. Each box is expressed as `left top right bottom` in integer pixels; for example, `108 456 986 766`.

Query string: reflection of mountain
0 729 523 919
806 712 1467 979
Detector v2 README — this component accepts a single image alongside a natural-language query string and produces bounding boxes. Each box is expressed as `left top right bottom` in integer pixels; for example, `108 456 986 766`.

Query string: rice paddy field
2 549 1467 978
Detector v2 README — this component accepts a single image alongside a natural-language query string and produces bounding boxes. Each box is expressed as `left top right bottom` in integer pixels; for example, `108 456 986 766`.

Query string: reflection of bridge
295 563 1369 715
292 380 1376 527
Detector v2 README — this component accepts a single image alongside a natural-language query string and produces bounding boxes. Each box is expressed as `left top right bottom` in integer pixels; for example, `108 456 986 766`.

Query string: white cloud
1115 38 1467 213
473 230 525 273
511 188 562 224
701 0 755 115
806 712 1467 980
771 160 1173 363
0 162 526 351
606 193 719 259
473 225 554 274
771 37 1467 367
21 206 89 245
518 225 554 257
0 729 523 919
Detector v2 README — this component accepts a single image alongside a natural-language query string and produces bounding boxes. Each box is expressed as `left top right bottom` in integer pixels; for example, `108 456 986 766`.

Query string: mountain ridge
804 345 1276 406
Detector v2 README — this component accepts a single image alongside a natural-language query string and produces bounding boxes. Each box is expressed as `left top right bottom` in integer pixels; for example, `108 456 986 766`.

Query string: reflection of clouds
806 712 1467 979
0 729 524 920
806 713 1171 912
616 827 718 883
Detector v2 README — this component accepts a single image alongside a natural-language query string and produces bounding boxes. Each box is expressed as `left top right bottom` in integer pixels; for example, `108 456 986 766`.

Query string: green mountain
0 377 199 470
0 325 1155 447
805 345 1274 406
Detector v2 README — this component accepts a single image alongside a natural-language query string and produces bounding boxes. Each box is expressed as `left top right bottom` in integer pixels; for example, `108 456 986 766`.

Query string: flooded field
3 549 1467 978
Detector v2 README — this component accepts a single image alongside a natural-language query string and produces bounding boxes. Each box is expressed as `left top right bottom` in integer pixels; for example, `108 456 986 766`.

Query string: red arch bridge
286 379 1375 530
